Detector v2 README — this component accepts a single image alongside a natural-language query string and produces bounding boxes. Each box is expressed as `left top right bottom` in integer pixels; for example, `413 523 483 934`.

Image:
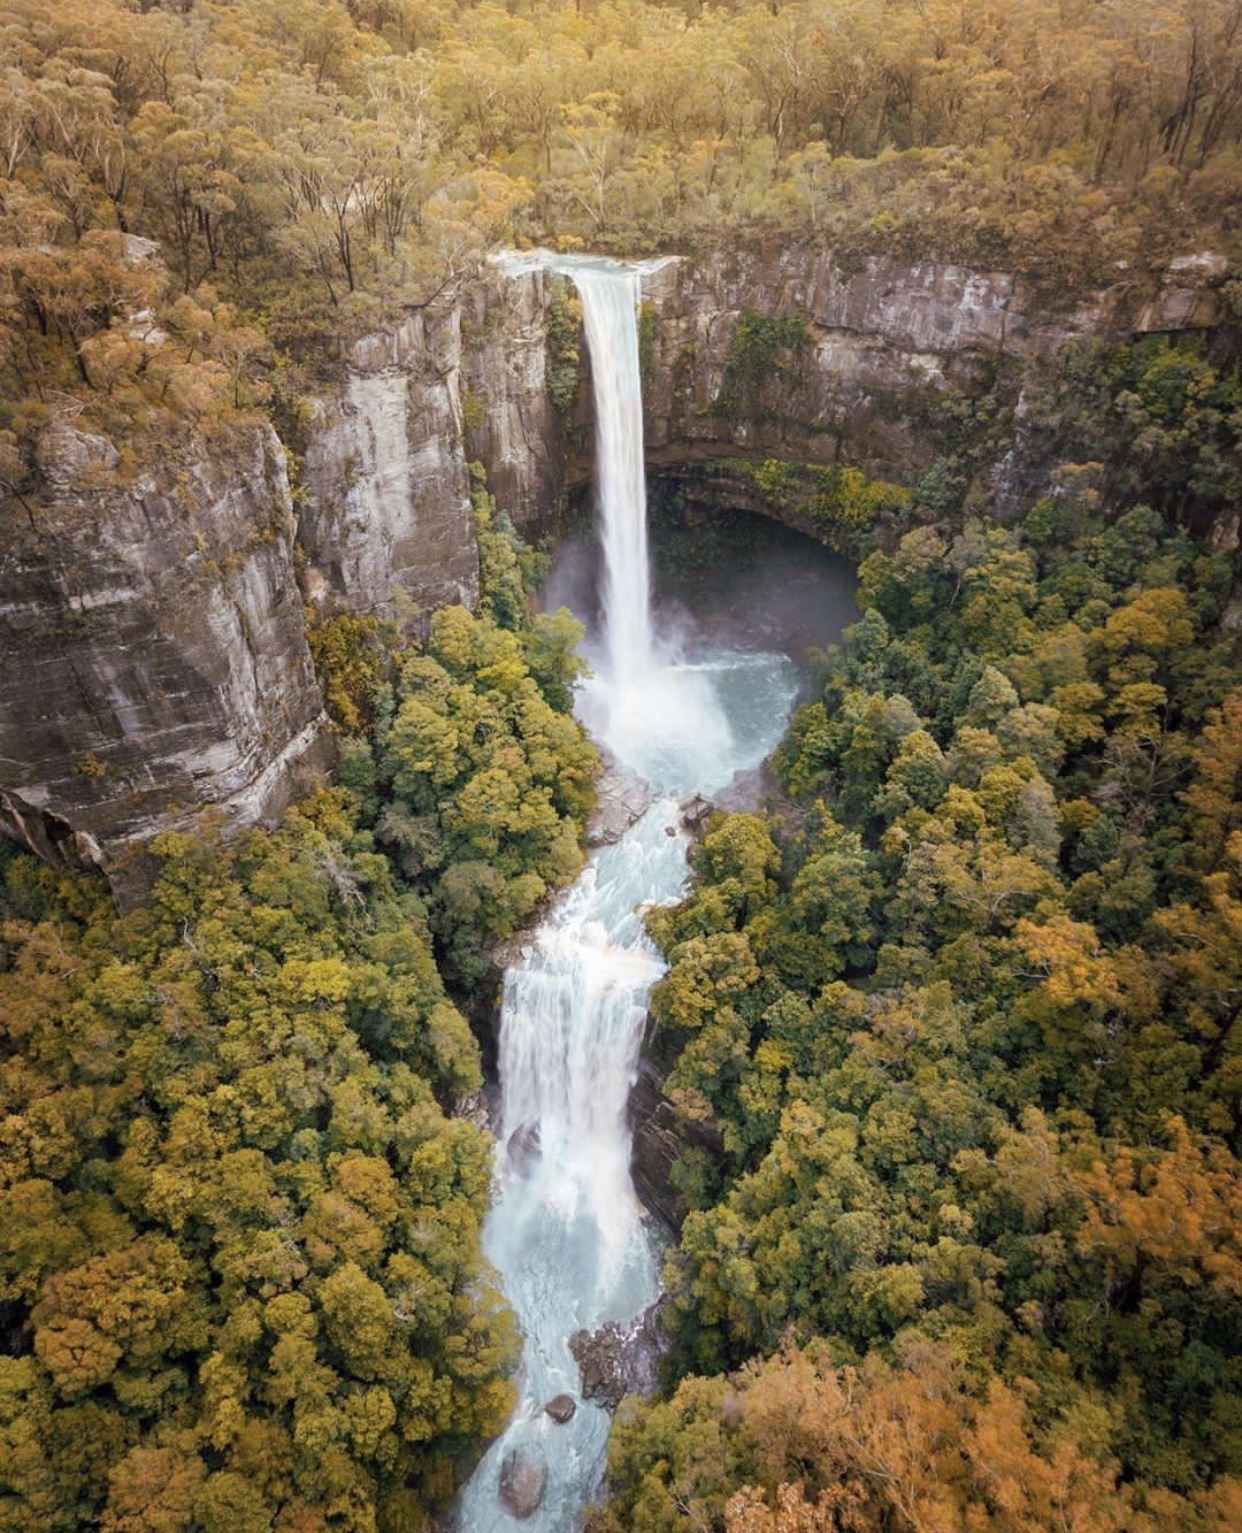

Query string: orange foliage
1075 1116 1242 1297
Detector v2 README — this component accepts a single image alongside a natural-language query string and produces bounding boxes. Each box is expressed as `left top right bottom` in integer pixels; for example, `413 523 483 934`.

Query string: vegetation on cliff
2 0 1241 474
592 339 1242 1533
313 476 597 992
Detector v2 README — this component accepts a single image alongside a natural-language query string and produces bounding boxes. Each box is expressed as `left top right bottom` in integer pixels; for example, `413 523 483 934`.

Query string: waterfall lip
491 247 679 280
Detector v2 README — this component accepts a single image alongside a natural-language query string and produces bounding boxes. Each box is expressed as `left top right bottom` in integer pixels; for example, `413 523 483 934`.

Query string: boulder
569 1305 665 1410
506 1120 541 1176
570 1323 629 1408
498 1448 548 1520
544 1393 577 1424
680 795 713 833
589 752 657 846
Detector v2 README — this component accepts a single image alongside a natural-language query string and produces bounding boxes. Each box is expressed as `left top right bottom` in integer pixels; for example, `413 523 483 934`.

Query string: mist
542 499 859 689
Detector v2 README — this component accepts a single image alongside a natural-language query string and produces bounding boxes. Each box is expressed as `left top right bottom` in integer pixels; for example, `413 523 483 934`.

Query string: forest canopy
0 2 1240 1532
0 798 520 1533
596 346 1242 1530
1 0 1241 448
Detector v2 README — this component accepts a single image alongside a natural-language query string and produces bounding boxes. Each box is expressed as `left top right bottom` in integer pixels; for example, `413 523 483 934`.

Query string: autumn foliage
612 345 1242 1530
0 3 1239 1530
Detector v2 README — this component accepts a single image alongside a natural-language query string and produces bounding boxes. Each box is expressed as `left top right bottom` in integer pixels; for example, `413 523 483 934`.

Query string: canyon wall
299 307 480 628
0 244 1229 896
0 270 562 895
0 419 333 902
637 249 1223 522
475 246 1228 541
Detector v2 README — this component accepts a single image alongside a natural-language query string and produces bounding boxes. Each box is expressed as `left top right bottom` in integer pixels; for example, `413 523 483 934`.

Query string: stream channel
456 254 854 1532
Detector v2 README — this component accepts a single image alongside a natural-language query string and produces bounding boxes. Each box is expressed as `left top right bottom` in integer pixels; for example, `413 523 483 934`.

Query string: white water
575 265 651 688
457 256 799 1532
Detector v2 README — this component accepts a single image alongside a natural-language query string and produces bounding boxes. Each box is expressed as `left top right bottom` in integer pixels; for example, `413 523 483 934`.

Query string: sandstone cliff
297 268 572 629
460 266 566 536
0 418 333 901
468 246 1229 551
638 252 1096 483
0 243 1229 898
299 307 480 629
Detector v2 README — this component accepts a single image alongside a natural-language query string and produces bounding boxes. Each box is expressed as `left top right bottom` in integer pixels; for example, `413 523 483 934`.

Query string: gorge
0 244 1233 896
456 256 815 1531
2 4 1241 1530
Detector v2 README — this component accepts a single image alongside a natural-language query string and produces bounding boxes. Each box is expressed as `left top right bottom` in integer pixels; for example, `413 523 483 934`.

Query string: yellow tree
1076 1115 1242 1299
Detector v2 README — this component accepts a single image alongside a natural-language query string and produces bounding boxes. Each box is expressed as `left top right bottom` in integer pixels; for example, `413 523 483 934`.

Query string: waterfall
567 267 732 788
573 266 653 689
496 261 673 1272
496 851 667 1270
457 254 801 1533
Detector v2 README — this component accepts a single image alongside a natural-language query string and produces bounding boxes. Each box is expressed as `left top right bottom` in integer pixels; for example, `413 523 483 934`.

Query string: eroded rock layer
0 244 1228 897
0 419 332 900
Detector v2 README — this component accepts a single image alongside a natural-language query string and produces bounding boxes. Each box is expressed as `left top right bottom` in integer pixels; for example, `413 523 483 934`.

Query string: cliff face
300 308 480 628
0 418 333 901
0 244 1228 898
460 267 566 534
642 250 1227 520
0 268 558 895
297 271 571 629
637 251 1102 484
471 246 1227 540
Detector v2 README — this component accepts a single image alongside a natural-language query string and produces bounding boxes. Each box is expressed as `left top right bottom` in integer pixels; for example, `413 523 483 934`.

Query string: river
456 256 806 1532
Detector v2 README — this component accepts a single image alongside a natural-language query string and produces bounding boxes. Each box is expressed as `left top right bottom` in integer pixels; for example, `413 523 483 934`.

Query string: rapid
456 256 801 1532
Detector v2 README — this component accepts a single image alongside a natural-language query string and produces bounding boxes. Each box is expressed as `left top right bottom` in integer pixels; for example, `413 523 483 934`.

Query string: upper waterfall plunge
499 252 739 791
573 267 734 790
572 265 652 689
457 255 801 1533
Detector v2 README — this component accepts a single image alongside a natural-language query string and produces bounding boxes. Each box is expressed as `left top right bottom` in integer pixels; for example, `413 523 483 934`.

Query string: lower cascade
456 256 801 1531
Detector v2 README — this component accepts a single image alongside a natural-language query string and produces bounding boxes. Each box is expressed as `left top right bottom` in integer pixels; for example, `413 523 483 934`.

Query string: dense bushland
593 340 1242 1533
0 3 1240 1528
0 487 595 1531
1 0 1241 463
0 798 519 1532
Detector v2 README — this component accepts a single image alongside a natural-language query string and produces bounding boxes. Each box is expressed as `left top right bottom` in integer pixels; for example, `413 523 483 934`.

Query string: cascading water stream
574 265 651 689
456 255 800 1532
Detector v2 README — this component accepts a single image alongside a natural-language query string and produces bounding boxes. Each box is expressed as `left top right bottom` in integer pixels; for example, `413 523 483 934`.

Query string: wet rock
570 1324 629 1409
680 795 713 834
570 1305 665 1410
544 1393 577 1424
629 1056 724 1231
454 1091 492 1133
499 1448 548 1520
490 932 534 973
590 752 657 846
506 1121 541 1176
711 763 774 816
